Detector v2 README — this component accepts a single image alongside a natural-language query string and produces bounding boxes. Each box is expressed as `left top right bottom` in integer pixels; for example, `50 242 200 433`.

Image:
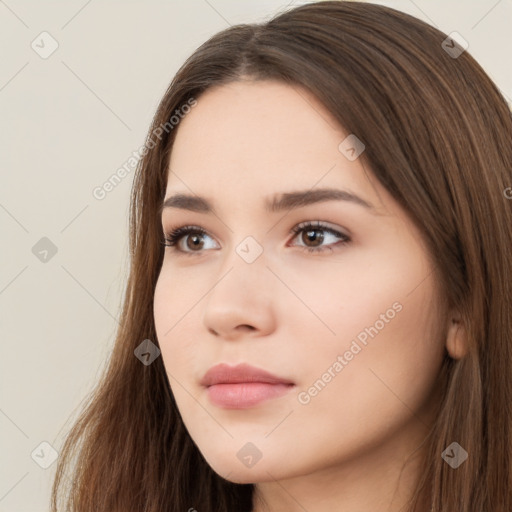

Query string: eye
288 221 351 254
161 221 351 256
161 225 218 255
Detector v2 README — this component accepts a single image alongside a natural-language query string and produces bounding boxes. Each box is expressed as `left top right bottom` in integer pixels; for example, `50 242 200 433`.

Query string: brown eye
162 225 218 256
289 221 351 254
162 221 351 257
301 228 325 247
184 233 205 251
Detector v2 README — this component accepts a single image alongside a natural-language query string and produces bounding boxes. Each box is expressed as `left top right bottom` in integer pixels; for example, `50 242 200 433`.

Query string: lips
200 363 295 409
200 363 294 386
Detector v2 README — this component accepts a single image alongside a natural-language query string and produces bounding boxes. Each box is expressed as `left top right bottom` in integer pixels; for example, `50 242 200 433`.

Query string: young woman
51 2 512 511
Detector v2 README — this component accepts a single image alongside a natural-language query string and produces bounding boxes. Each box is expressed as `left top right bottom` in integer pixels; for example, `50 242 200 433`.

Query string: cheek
293 269 445 439
153 272 193 374
153 268 213 399
153 275 173 351
289 244 445 416
153 264 202 339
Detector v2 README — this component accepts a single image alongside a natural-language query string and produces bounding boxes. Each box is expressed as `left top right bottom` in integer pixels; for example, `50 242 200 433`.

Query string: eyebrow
160 187 376 216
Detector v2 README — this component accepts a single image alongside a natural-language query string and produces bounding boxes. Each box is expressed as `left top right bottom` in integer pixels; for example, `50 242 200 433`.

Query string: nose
202 256 277 341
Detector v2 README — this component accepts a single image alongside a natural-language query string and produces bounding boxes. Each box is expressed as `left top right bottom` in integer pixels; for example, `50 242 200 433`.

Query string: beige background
1 0 510 510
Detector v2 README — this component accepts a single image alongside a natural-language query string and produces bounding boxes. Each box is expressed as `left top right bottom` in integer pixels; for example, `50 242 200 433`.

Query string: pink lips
200 363 295 409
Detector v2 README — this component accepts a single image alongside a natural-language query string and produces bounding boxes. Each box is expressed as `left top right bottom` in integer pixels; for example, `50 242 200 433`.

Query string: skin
153 79 465 512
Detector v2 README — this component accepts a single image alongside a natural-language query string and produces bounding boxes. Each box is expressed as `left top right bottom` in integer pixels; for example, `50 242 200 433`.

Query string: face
153 80 447 484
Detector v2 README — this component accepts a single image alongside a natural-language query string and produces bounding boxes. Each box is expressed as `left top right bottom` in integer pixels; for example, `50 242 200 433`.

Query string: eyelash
161 221 351 257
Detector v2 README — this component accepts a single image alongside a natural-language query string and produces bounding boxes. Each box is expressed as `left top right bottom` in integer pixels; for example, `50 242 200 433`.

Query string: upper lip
200 363 295 387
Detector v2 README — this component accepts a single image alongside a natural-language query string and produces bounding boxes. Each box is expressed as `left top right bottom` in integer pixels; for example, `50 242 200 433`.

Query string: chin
202 452 280 484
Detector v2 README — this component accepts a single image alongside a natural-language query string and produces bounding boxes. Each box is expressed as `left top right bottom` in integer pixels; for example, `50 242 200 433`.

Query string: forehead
165 80 378 211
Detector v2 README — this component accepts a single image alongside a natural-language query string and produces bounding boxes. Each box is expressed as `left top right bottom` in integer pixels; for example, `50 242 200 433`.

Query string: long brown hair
51 2 512 510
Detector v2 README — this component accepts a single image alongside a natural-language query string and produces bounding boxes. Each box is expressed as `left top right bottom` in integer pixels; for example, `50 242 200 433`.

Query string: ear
445 312 468 359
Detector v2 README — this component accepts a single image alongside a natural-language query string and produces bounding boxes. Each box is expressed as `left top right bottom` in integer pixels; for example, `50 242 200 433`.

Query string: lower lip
206 382 294 409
